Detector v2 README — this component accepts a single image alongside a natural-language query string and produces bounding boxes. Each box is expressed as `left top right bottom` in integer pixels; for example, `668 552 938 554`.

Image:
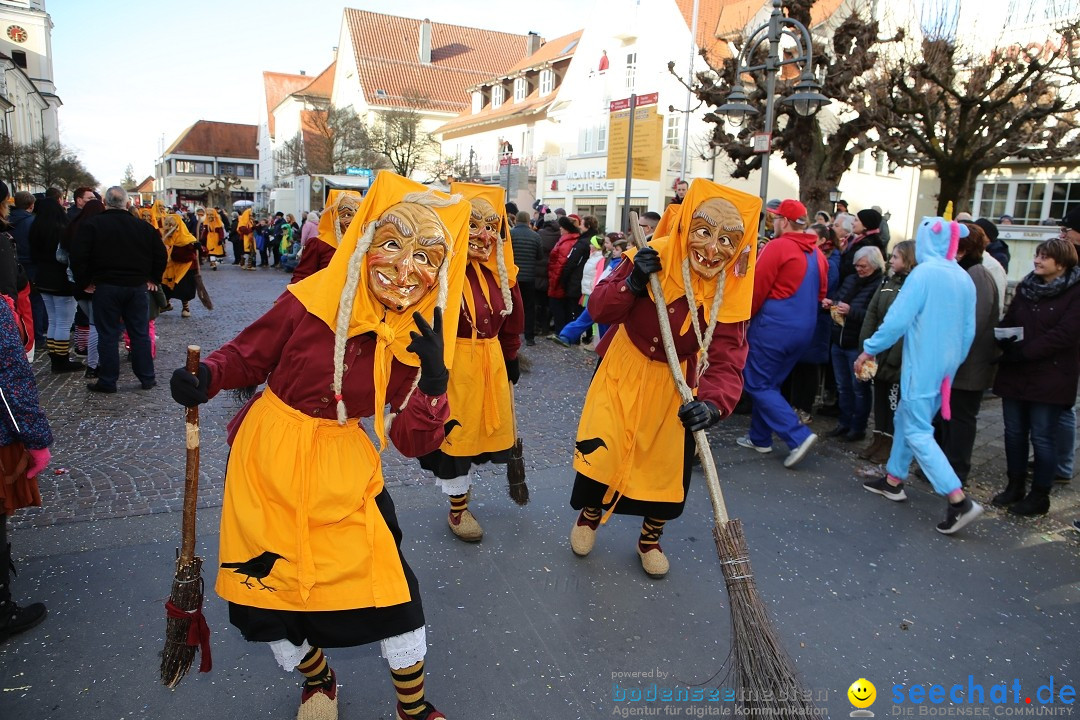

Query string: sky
49 0 590 189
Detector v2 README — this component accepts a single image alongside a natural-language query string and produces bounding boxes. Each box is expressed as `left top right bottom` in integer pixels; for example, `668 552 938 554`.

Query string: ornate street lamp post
717 0 830 205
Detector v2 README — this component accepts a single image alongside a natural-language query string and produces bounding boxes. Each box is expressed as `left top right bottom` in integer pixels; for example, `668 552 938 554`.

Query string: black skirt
569 430 694 520
165 272 197 303
417 448 510 480
226 489 425 648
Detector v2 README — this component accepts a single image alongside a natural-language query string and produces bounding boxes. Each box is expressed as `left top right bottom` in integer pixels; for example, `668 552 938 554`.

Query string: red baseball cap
775 199 808 225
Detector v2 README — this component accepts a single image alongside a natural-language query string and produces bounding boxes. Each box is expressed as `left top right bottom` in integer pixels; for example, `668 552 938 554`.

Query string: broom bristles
713 518 816 717
507 438 529 505
160 558 204 688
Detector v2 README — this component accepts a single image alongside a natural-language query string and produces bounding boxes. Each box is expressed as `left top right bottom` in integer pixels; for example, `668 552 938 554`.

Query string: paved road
1 263 1077 719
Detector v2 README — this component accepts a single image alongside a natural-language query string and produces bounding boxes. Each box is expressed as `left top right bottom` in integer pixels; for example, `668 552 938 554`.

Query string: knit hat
1061 207 1080 233
857 208 882 231
774 199 807 225
974 217 999 243
765 198 782 213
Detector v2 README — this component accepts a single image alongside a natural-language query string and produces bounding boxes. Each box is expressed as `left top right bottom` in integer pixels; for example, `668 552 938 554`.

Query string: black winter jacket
70 209 166 289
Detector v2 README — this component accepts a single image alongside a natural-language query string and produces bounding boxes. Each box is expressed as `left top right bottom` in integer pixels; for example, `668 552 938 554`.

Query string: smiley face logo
848 678 876 713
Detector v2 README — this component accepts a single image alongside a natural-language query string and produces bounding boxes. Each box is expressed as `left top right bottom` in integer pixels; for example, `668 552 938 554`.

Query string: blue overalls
744 251 819 450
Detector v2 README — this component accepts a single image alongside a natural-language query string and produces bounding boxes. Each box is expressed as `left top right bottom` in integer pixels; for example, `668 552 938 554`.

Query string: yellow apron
162 246 192 290
216 388 410 611
440 336 514 457
572 327 688 512
206 229 224 256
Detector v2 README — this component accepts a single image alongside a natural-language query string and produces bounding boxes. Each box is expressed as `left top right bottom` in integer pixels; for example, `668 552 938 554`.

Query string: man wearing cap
760 198 781 244
737 199 828 468
839 208 885 281
975 217 1010 272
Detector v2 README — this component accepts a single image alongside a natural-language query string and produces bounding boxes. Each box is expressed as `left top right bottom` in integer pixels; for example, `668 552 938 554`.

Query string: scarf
1017 266 1080 301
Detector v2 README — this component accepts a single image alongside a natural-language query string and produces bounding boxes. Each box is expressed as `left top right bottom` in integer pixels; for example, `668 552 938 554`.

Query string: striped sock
449 494 468 519
578 507 601 530
297 647 333 688
391 660 430 717
638 517 667 553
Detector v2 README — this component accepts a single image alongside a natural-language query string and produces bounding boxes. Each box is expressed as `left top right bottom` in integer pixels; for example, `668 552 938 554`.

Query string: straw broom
160 346 212 687
506 383 528 505
627 212 813 717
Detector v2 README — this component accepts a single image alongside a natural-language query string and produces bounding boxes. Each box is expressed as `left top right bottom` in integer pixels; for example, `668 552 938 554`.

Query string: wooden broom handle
179 346 201 564
627 212 730 524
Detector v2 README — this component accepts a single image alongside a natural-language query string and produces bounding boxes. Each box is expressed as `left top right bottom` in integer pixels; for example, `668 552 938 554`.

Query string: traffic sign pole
621 93 637 234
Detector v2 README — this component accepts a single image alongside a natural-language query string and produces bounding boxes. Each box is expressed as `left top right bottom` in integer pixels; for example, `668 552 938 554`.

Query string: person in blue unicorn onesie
855 216 982 535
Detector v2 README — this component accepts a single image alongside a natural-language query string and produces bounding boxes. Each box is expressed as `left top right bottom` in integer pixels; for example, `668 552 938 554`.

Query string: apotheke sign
565 169 616 192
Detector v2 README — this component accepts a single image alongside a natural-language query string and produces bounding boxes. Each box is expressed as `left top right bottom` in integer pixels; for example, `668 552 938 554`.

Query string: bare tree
275 131 309 178
25 136 67 189
200 173 241 209
276 106 385 179
368 93 440 178
680 0 903 209
0 135 31 190
54 156 97 194
854 16 1080 214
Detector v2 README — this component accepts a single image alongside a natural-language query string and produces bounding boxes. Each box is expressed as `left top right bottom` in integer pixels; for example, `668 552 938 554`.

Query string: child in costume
568 179 759 578
418 182 523 542
856 217 982 535
236 207 255 270
291 190 362 283
169 172 470 720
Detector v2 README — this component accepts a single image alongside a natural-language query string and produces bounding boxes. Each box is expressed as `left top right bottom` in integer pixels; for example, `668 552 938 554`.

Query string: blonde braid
332 221 377 425
495 237 513 315
681 258 705 348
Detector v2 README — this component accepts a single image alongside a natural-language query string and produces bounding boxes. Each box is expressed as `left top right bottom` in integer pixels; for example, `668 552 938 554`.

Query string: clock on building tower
6 25 27 43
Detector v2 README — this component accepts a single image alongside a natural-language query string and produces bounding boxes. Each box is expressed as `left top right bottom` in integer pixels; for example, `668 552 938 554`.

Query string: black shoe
49 354 85 374
86 381 116 394
139 380 157 391
525 338 536 346
827 426 851 438
863 476 907 501
0 600 47 642
1009 488 1050 517
842 429 867 443
817 404 841 417
937 498 984 535
991 477 1026 507
84 367 98 379
73 346 87 357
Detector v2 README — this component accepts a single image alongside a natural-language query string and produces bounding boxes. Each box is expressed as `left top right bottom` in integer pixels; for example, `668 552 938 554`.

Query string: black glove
678 400 721 432
505 357 520 385
625 246 662 296
997 336 1024 364
170 363 211 407
408 307 448 396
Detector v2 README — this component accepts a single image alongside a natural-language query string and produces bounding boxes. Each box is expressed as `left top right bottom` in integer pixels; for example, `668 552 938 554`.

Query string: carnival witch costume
291 189 362 283
169 171 470 720
201 208 227 269
567 179 760 578
161 213 201 318
417 182 523 543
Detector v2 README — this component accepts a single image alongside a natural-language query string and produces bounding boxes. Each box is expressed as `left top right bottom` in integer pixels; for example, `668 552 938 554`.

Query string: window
471 91 483 114
874 151 886 175
491 84 504 109
584 126 595 154
540 68 554 96
978 182 1010 222
856 150 866 172
174 160 213 175
221 163 255 178
514 77 527 102
597 123 607 153
11 50 26 69
1049 182 1080 222
665 115 681 148
625 52 637 90
1012 182 1046 224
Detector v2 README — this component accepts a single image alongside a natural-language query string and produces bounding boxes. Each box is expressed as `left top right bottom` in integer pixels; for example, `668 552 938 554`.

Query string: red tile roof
166 120 258 160
343 9 536 113
676 0 742 66
135 176 154 193
438 30 583 137
299 62 335 99
263 71 316 138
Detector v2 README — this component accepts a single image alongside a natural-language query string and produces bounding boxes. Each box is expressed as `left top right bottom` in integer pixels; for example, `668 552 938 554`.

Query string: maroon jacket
992 277 1080 406
203 292 448 455
455 264 524 361
290 237 336 283
588 259 748 418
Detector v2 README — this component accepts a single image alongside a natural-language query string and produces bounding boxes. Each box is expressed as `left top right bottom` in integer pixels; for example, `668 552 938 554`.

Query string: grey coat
953 262 1000 391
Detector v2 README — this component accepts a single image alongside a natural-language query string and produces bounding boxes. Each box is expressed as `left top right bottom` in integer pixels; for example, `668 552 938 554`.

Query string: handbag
0 386 39 513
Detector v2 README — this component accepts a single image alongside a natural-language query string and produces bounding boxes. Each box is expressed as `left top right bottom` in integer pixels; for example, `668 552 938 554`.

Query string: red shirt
751 231 828 317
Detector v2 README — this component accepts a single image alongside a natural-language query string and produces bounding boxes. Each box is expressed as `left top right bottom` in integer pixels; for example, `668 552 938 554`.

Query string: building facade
0 0 60 144
154 121 258 210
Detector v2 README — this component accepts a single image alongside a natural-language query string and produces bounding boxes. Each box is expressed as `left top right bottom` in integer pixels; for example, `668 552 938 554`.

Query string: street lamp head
717 84 758 126
783 76 830 117
828 186 842 203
